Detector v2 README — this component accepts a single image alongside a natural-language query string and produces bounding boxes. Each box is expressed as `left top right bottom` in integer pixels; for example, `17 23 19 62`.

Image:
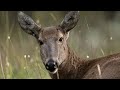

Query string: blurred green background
0 11 120 79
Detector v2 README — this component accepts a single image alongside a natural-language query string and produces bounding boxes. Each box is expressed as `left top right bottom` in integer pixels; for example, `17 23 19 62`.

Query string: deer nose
45 59 58 72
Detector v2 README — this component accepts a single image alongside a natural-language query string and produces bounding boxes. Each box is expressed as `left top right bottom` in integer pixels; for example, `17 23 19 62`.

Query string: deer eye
59 37 63 42
39 40 44 45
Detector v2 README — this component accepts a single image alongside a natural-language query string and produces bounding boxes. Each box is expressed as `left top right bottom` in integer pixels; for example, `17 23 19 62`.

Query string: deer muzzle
45 59 58 73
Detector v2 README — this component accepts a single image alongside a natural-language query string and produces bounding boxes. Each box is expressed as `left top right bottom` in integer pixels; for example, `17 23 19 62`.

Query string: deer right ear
18 11 41 38
59 11 80 33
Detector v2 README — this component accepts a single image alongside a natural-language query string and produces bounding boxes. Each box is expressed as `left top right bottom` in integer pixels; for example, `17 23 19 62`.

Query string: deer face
38 26 70 73
18 11 79 74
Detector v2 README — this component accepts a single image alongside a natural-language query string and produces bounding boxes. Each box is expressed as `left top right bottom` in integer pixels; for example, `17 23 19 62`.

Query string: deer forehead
39 26 64 40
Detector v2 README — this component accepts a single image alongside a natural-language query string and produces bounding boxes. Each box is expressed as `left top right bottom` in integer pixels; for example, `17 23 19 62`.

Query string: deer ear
18 11 41 38
59 11 80 33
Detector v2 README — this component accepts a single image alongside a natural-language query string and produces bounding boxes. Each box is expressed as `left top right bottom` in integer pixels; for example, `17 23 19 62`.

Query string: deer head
18 11 80 74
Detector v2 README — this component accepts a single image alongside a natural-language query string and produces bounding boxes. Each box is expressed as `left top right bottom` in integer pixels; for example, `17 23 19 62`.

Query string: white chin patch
49 68 58 74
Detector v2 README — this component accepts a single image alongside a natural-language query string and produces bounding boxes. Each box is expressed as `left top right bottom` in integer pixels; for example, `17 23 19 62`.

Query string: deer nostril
45 60 58 72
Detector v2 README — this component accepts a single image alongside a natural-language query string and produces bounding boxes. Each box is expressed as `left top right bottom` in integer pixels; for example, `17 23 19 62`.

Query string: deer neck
50 45 87 79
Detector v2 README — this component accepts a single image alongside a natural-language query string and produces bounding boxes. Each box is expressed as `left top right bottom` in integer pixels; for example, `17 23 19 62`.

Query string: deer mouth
45 65 58 74
48 68 58 74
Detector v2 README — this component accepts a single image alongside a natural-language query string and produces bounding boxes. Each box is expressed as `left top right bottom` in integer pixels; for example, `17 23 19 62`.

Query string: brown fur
50 46 120 79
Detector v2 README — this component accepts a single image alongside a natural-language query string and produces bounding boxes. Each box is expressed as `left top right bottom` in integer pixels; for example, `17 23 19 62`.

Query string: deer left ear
59 11 80 33
18 11 41 38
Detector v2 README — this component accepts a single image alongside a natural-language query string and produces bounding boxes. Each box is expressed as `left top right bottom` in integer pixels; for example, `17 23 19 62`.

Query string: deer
18 11 120 79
